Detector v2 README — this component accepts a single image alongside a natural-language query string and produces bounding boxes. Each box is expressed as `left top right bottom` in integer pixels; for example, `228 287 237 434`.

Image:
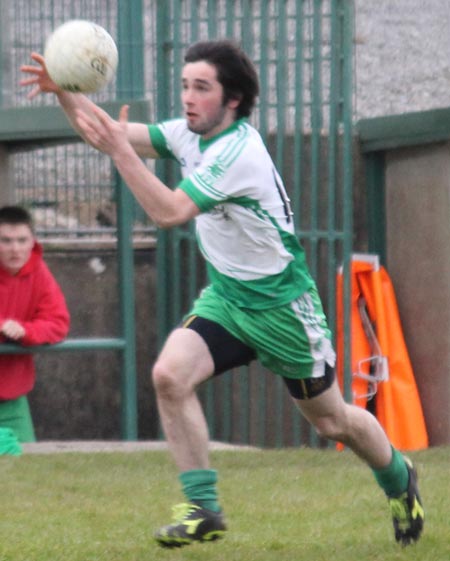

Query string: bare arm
75 104 200 228
20 52 158 158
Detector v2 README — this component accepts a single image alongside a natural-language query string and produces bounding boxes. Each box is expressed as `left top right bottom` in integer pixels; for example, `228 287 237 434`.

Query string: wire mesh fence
1 0 352 241
3 0 150 237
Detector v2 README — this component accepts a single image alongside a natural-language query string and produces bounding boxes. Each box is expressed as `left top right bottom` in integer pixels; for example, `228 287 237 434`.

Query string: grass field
0 446 449 561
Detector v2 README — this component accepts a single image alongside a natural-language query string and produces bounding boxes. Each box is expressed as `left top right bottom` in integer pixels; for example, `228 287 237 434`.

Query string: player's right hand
19 52 62 98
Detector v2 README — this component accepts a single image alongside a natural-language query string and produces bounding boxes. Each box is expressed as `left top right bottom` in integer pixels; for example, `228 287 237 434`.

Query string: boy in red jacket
0 206 70 442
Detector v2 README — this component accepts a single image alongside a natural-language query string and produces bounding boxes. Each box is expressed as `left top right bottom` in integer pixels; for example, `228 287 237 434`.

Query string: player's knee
313 415 347 441
152 360 183 399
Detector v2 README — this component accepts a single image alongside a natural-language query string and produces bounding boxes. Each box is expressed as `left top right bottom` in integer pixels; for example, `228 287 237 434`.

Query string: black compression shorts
183 315 335 400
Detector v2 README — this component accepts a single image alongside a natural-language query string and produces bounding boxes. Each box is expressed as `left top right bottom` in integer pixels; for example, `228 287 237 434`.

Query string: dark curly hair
184 39 259 119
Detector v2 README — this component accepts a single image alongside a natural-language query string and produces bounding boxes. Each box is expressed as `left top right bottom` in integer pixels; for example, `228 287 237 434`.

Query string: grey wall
385 142 450 445
29 246 160 440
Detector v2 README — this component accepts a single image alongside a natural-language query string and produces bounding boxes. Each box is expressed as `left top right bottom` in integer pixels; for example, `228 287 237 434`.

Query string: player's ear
227 95 241 110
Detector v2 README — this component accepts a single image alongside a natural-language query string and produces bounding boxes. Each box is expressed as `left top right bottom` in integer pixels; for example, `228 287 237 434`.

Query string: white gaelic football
44 20 118 93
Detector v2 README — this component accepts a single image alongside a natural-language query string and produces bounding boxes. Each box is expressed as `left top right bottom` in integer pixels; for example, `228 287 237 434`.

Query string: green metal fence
0 0 354 446
154 0 354 446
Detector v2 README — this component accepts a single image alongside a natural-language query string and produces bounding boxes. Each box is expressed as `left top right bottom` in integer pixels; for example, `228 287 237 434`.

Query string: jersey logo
207 162 225 178
197 162 226 186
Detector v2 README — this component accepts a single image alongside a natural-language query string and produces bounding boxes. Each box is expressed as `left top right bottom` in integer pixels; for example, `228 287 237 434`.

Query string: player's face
0 223 34 274
181 61 239 138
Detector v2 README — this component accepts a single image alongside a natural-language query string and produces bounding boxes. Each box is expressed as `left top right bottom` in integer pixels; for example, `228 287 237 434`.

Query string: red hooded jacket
0 242 70 400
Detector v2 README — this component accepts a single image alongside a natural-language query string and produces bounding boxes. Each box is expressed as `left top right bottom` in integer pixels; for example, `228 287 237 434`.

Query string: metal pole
115 0 146 440
341 0 355 403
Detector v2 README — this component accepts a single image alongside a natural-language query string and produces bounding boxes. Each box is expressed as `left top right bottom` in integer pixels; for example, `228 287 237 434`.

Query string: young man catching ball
21 39 424 549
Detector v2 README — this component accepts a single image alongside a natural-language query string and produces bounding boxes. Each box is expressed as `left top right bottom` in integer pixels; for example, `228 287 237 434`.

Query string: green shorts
0 396 36 443
188 284 336 379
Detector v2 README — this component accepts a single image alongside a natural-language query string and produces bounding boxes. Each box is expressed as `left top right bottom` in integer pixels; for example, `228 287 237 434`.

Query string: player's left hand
20 52 62 98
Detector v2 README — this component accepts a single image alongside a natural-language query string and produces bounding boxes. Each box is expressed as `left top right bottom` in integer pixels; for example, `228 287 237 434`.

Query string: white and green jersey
148 118 315 309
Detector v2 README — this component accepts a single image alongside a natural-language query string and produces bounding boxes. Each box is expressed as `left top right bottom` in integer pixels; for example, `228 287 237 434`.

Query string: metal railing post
115 0 146 440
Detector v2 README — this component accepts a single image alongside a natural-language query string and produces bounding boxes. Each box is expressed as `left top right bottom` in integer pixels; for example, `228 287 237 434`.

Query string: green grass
0 446 449 561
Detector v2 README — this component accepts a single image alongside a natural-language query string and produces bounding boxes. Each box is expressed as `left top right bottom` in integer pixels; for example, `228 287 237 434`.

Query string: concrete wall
385 142 450 445
29 245 160 440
